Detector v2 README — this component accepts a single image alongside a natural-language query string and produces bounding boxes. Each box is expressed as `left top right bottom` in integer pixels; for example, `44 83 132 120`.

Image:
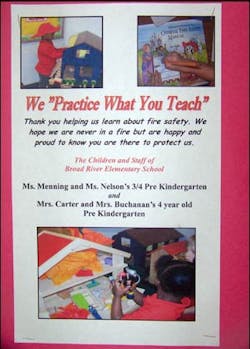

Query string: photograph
138 16 215 86
38 227 195 321
21 16 103 88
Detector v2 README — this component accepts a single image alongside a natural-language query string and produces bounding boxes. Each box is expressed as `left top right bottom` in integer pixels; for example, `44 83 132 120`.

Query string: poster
1 1 249 349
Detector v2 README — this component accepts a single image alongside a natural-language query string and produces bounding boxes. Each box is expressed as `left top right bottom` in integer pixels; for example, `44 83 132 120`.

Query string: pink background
1 2 249 348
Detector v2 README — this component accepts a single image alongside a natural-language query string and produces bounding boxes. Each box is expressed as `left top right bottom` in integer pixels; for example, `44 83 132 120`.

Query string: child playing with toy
32 22 66 88
111 255 195 320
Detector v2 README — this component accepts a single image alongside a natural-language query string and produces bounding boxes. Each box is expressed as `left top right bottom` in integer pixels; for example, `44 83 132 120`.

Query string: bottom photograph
38 227 196 321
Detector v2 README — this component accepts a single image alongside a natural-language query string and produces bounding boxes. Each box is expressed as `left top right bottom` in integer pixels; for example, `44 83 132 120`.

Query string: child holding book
32 23 66 88
111 256 195 320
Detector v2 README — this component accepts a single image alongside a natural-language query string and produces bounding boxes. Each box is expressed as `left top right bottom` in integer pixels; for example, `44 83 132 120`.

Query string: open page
11 2 221 346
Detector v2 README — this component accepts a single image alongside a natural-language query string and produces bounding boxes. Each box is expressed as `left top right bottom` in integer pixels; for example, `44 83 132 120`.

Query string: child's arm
111 294 123 320
130 287 144 306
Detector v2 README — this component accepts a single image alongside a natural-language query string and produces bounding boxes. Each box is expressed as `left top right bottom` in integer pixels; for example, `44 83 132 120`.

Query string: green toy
71 293 89 309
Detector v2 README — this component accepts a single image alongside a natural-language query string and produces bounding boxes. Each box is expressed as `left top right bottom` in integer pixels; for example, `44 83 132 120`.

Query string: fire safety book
138 18 209 86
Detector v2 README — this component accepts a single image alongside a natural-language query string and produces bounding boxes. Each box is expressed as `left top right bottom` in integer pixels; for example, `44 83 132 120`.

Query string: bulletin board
21 17 64 42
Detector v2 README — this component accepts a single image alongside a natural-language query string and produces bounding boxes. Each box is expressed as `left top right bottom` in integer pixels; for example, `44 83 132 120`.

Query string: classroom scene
21 17 103 89
38 227 196 321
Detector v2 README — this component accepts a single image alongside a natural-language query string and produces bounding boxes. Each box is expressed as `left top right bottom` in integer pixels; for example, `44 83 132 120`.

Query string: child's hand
164 52 214 82
111 280 130 298
164 52 199 69
127 280 137 291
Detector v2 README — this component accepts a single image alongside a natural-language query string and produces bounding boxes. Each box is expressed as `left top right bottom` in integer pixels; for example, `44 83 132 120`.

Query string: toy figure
117 268 141 299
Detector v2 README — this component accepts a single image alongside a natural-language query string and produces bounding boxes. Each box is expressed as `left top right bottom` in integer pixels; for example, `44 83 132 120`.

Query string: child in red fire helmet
32 22 66 88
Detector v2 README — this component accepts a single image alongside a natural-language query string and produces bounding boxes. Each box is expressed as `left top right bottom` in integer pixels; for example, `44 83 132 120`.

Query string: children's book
138 18 208 86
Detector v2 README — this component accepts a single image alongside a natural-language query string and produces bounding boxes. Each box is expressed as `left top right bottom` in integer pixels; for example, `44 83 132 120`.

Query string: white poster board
11 2 221 346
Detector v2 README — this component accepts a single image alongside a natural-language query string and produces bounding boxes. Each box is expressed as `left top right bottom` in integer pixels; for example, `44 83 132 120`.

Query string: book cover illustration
138 18 209 86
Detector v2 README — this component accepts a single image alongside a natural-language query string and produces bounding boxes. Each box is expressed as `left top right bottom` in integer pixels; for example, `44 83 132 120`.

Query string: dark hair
155 255 195 298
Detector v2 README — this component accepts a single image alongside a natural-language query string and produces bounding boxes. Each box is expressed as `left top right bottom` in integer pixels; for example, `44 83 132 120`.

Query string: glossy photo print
38 227 195 321
137 16 215 87
21 16 103 89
